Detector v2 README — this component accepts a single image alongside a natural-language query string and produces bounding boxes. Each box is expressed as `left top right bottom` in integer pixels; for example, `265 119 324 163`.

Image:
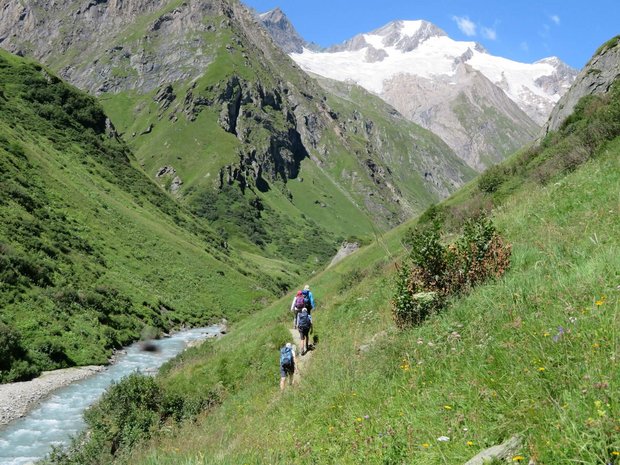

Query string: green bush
0 323 40 382
478 164 507 193
393 216 511 328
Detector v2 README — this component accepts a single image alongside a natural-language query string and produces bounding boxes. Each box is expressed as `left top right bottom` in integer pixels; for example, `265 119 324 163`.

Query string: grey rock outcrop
463 435 523 465
328 242 360 268
0 0 225 94
543 36 620 135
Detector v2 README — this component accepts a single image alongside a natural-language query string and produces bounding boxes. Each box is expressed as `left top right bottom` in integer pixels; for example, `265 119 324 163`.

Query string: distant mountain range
259 11 578 170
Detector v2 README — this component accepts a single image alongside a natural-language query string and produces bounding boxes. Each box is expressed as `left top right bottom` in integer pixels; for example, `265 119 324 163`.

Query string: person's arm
310 292 316 309
290 296 296 311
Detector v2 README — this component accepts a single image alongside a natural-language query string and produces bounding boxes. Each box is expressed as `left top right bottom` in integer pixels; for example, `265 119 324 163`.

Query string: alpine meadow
0 1 618 464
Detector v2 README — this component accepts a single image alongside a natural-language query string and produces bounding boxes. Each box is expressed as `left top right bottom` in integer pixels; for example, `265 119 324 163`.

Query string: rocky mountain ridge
543 36 620 135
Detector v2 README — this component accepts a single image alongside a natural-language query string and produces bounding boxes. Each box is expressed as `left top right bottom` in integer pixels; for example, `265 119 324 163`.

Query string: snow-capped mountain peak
290 19 577 124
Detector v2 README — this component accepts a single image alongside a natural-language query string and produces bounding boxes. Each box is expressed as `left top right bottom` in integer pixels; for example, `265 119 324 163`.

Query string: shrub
84 373 164 454
478 164 507 193
392 216 511 328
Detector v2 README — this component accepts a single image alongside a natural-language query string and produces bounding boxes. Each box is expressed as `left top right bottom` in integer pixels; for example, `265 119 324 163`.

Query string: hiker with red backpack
290 285 316 329
290 290 305 329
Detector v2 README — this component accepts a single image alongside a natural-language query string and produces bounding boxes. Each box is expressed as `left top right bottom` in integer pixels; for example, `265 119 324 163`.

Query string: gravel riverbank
0 366 104 427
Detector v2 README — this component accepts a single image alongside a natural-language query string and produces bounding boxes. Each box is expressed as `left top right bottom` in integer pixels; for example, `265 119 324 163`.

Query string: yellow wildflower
512 456 525 462
444 405 453 410
421 443 430 448
543 332 550 337
467 441 474 446
612 451 620 456
538 367 545 372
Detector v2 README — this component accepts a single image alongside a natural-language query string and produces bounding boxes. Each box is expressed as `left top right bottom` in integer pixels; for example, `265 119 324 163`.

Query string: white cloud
452 15 477 36
481 27 497 40
550 14 560 25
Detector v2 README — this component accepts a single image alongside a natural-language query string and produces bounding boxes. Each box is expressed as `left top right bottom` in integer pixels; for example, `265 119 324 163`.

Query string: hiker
302 284 316 316
290 290 305 329
297 307 312 355
279 342 296 390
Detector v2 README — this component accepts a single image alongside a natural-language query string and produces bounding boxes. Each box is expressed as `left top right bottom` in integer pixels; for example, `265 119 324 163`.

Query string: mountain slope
260 15 576 170
41 38 620 465
0 50 273 381
0 0 474 259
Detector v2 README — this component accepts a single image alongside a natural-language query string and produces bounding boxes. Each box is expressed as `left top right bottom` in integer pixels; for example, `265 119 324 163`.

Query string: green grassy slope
54 80 620 464
0 50 273 381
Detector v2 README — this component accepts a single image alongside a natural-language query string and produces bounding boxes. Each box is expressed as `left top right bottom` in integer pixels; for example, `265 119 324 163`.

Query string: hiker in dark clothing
279 342 296 390
297 308 312 355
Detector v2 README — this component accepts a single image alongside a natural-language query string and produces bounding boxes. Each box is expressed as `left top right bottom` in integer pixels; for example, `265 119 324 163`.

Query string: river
0 326 223 465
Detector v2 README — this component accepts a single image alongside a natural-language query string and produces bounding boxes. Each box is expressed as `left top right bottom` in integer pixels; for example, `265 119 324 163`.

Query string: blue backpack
297 310 311 330
280 346 293 367
302 290 313 310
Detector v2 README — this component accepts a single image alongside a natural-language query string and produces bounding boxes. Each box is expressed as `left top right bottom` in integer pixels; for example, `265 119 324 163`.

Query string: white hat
304 285 310 291
285 342 292 348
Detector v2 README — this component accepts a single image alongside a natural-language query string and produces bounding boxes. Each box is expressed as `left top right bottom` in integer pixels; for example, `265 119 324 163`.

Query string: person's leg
280 365 287 390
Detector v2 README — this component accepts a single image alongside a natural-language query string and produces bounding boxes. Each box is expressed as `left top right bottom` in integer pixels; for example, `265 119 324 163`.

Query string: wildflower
543 332 550 337
352 392 357 397
444 405 453 410
356 417 363 422
437 436 450 442
595 296 606 306
467 441 474 446
538 367 545 372
328 426 335 432
553 326 565 342
364 415 370 420
512 456 525 462
421 443 430 448
569 316 577 324
592 343 600 349
612 451 620 456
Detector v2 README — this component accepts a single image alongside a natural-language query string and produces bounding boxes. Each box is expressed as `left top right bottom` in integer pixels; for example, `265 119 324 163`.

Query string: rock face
382 63 539 170
257 7 307 54
0 0 227 94
543 36 620 135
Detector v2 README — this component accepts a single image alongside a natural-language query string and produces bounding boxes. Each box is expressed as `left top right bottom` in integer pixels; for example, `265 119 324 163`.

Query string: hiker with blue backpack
279 342 296 390
297 307 312 355
302 285 315 314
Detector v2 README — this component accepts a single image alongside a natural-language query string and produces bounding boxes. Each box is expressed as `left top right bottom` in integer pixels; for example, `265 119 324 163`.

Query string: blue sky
243 0 619 69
